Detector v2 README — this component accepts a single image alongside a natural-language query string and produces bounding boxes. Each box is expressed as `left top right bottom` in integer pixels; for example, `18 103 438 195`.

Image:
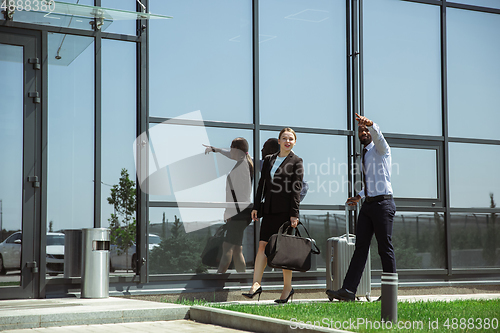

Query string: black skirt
259 212 290 242
225 210 252 246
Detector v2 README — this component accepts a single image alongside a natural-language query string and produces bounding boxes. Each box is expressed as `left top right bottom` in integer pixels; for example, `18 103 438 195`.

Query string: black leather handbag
265 221 320 272
201 225 226 267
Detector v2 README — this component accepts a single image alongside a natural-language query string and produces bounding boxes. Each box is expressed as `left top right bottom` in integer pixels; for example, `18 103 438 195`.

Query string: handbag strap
276 221 321 255
227 174 241 214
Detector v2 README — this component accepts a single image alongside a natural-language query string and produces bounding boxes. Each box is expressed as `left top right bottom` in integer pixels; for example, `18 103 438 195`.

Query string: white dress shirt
270 155 286 179
358 122 393 198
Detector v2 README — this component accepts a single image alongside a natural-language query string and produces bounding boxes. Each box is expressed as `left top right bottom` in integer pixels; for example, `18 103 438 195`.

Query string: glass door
0 31 40 299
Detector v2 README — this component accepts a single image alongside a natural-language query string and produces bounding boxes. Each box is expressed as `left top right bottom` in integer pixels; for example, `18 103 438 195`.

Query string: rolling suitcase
326 203 371 301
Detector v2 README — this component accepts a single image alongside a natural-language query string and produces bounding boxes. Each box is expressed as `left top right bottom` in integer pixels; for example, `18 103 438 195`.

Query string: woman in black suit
243 128 304 303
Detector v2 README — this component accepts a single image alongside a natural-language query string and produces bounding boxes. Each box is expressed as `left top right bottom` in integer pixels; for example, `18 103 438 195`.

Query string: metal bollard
381 272 398 323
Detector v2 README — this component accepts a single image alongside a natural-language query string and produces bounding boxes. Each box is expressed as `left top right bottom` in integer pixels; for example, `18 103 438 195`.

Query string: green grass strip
208 299 500 332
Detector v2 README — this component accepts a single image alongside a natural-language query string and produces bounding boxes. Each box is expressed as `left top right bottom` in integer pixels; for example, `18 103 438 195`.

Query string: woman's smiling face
278 131 296 154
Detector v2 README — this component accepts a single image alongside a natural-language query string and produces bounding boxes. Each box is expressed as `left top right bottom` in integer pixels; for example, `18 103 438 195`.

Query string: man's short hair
262 138 279 157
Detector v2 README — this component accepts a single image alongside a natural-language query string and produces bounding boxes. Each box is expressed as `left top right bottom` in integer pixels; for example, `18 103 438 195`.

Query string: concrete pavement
0 291 499 333
1 320 253 333
0 297 190 331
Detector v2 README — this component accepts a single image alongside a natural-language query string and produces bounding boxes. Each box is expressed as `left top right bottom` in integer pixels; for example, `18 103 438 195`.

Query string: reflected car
109 234 161 272
46 232 65 275
0 232 65 276
0 232 22 274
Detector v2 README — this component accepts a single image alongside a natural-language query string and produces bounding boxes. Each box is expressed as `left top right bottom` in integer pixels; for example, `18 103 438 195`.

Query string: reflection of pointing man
326 113 396 302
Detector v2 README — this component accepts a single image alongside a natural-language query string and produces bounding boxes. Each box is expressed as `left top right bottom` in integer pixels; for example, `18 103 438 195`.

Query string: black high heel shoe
275 288 294 304
242 286 262 301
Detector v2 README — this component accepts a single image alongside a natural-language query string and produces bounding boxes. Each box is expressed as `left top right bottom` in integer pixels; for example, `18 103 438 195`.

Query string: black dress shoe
275 288 294 304
326 288 355 302
242 286 262 301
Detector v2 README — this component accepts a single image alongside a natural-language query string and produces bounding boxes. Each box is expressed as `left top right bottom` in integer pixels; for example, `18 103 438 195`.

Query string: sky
0 0 499 235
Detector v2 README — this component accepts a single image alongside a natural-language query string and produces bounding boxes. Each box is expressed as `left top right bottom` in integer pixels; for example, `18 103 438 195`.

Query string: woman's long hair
231 137 254 178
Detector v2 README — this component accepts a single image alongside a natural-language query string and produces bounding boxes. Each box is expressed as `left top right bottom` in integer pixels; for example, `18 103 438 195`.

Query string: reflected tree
149 215 206 274
107 168 137 271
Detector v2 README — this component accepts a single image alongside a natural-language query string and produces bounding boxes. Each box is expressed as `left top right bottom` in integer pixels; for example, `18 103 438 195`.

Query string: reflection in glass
0 44 23 284
363 0 441 135
447 9 500 140
391 147 437 199
451 212 500 268
370 212 446 270
449 143 500 208
149 0 252 122
100 0 137 35
148 208 255 274
148 124 253 206
0 233 22 282
109 233 162 274
448 0 500 10
46 232 65 276
47 34 94 232
101 39 137 228
261 131 348 205
259 0 347 130
300 210 347 271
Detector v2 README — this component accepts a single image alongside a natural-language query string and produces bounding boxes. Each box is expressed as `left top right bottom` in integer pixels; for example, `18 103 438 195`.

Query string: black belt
365 194 393 203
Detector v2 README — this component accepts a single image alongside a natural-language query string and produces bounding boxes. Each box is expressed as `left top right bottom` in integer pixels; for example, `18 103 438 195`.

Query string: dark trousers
342 198 396 293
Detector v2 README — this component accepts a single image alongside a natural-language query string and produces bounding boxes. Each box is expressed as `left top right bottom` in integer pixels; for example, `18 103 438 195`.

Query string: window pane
259 0 347 130
47 34 94 231
101 0 137 35
370 212 446 270
261 131 348 205
391 147 438 199
0 43 23 284
363 0 441 136
449 143 500 208
101 40 137 228
447 9 500 140
0 44 23 241
148 124 254 204
149 0 252 123
148 207 255 274
301 210 347 272
448 0 500 9
451 213 500 268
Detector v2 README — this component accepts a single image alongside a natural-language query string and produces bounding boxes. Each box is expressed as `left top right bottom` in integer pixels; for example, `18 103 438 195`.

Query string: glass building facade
0 0 499 299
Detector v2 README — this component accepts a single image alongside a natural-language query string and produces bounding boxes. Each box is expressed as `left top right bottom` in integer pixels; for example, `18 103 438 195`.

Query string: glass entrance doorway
0 31 41 299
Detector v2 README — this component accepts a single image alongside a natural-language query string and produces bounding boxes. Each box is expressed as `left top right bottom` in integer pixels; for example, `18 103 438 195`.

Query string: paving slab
1 320 253 333
0 297 189 331
0 291 499 332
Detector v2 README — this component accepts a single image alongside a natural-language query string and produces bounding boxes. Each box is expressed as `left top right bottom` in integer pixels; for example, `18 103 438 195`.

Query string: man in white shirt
326 113 396 302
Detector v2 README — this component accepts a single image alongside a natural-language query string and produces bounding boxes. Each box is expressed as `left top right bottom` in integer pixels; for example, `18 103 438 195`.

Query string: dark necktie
362 147 368 195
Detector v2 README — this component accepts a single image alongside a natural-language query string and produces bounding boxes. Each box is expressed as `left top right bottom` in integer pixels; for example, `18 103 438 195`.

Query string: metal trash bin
63 229 82 278
81 228 110 298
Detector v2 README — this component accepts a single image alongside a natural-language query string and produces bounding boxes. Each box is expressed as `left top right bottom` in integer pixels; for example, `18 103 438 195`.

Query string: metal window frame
2 0 500 295
0 28 42 299
387 138 445 208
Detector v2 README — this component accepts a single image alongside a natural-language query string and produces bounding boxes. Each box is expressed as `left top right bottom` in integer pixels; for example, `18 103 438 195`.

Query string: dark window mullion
440 1 453 276
94 0 102 228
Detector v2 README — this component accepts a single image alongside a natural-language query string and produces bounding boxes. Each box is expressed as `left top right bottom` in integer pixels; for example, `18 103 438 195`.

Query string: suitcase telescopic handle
345 203 358 243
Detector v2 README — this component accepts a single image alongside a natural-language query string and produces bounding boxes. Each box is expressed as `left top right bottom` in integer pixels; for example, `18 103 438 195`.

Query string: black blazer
254 151 304 218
